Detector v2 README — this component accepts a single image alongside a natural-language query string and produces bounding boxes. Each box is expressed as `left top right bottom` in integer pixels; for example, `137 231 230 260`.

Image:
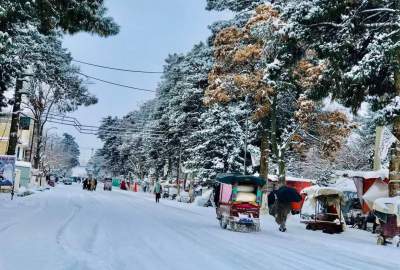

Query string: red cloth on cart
382 215 400 237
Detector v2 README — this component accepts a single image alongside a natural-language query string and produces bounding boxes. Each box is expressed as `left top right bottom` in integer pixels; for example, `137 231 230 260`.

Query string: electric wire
72 59 163 74
77 72 157 93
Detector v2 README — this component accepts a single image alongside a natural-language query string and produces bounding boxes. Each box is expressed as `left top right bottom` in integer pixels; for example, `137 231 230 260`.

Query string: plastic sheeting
236 192 256 202
237 185 255 192
362 180 388 210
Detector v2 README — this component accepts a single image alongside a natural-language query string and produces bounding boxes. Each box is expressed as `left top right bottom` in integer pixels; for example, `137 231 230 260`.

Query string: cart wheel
306 224 311 230
229 222 237 231
219 219 227 229
393 236 400 247
377 236 385 246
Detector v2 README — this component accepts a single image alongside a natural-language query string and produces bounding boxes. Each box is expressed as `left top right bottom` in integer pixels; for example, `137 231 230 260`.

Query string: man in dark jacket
268 184 293 232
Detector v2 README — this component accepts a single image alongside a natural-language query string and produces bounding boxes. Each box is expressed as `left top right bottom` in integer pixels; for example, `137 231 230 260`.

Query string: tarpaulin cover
362 180 388 211
216 174 266 186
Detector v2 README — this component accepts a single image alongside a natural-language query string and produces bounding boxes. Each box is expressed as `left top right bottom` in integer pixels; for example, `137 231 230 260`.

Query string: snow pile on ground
16 186 35 197
195 189 213 207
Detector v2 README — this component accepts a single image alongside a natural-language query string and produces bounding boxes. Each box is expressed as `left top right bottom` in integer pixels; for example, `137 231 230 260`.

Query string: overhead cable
77 72 157 93
73 59 163 74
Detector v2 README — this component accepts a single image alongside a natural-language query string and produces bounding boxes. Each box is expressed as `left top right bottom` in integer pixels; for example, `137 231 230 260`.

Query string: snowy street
0 185 398 270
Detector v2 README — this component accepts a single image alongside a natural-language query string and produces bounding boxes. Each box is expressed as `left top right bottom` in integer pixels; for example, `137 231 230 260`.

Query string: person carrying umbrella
270 184 301 232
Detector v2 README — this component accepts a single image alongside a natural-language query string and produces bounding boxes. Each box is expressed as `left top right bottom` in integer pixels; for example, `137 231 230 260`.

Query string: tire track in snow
0 222 17 233
59 191 113 270
56 202 82 246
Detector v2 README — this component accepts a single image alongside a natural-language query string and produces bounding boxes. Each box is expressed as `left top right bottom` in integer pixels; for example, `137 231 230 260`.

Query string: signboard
0 155 16 186
19 117 31 130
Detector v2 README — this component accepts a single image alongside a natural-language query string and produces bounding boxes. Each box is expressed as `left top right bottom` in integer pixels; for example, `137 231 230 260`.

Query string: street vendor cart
373 196 400 247
300 187 345 234
215 174 265 232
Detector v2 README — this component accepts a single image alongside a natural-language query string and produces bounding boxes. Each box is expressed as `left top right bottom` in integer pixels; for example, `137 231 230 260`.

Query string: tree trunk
7 79 23 156
270 96 286 187
389 52 400 197
259 129 269 180
278 150 286 184
260 126 270 212
33 120 43 169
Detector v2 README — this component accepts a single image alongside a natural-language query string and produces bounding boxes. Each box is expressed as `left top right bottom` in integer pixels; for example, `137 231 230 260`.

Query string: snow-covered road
0 184 398 270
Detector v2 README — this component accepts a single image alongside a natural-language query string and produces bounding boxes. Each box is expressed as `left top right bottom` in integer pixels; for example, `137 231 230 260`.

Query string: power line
73 59 163 74
47 114 166 134
77 72 157 93
46 117 167 136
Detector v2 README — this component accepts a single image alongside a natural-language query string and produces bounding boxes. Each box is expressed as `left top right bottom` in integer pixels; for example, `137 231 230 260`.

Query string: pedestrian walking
268 184 301 232
274 201 292 232
154 181 162 203
83 178 88 190
94 178 98 191
89 178 95 191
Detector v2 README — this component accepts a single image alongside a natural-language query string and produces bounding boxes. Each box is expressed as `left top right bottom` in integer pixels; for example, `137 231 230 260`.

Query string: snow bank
195 189 213 207
336 169 389 179
16 186 35 197
268 175 314 183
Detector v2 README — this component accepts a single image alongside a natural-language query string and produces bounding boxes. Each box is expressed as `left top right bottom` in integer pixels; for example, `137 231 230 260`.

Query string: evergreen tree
206 0 262 12
185 104 245 180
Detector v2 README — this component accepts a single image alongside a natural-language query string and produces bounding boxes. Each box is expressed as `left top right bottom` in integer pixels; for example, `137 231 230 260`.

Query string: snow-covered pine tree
97 116 126 176
206 0 262 12
185 104 245 181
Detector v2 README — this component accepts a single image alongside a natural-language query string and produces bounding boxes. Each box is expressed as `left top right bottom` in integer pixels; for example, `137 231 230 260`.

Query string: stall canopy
216 174 266 186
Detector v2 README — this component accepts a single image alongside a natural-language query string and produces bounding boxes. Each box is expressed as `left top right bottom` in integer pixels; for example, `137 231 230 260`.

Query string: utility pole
7 78 23 156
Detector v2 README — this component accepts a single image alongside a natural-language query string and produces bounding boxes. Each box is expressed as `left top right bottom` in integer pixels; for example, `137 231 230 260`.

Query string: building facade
0 114 35 161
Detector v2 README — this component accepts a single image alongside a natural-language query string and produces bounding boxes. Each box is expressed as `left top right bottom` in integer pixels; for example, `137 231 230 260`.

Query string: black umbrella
276 186 301 203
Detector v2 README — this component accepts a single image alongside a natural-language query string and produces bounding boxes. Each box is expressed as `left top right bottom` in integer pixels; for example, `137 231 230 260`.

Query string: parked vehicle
300 187 345 234
63 178 73 185
215 174 265 232
373 196 400 247
336 171 389 230
104 178 112 191
162 184 178 200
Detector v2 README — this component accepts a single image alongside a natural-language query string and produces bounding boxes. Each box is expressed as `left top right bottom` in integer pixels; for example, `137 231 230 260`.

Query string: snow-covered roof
300 185 320 195
331 177 357 193
373 196 400 216
15 161 32 168
335 169 389 180
268 175 314 183
303 186 344 198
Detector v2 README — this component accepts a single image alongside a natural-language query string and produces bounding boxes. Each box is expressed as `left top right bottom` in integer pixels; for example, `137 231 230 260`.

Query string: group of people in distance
83 178 97 191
